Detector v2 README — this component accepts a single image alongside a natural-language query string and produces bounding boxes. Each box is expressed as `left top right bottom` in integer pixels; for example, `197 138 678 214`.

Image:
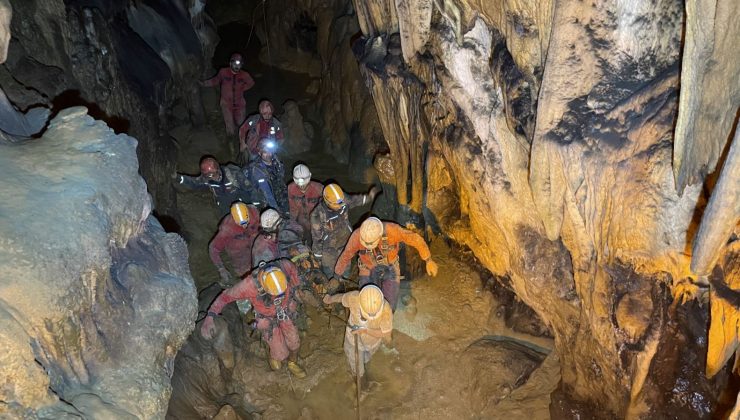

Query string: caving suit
246 157 289 214
176 164 259 217
206 259 301 362
203 68 255 135
209 205 261 279
334 222 431 311
239 115 284 158
310 192 373 278
288 180 323 244
340 291 393 378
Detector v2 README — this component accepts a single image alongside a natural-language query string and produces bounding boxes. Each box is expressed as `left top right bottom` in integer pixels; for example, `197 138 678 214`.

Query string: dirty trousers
359 262 401 311
220 103 246 135
256 318 300 361
343 331 379 378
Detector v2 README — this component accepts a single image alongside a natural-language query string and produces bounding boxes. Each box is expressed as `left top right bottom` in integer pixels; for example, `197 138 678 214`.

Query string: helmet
260 266 288 296
230 202 250 226
323 183 345 210
293 164 311 188
230 53 243 68
258 137 277 153
359 285 384 319
359 217 383 249
200 157 220 180
260 208 282 232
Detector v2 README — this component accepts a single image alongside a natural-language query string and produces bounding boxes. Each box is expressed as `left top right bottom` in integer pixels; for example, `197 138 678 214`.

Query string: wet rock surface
0 108 197 418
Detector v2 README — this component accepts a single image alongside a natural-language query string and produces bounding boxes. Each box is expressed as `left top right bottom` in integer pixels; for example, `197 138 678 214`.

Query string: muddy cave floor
166 73 560 419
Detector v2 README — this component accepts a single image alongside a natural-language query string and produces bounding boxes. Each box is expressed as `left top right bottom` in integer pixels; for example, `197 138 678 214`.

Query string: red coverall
206 259 301 361
239 115 284 156
334 222 431 311
203 68 255 134
287 180 323 242
208 205 261 277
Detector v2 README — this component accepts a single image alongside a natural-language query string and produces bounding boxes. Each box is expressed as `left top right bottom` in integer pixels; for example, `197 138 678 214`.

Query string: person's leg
377 265 400 311
221 103 236 135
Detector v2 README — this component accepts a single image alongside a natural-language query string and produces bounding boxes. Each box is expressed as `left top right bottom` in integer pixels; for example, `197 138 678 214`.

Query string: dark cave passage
0 0 738 419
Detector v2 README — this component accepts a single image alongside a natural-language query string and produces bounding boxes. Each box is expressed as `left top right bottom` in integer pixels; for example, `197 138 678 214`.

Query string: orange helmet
323 183 345 210
260 266 288 296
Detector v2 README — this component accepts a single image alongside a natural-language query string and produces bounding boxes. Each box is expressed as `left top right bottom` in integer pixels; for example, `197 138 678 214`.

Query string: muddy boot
287 352 307 378
268 358 282 371
287 361 307 378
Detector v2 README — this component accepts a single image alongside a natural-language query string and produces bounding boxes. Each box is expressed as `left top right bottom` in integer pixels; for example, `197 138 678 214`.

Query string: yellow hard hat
359 217 383 249
230 202 250 226
323 183 345 210
260 266 288 296
359 285 384 319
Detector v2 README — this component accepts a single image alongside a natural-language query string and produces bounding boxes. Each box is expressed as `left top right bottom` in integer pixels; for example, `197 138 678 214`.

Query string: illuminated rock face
0 108 197 418
348 0 739 416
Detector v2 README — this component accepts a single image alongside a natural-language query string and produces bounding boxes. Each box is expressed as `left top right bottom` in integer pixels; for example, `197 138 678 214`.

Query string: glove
201 315 216 340
217 266 231 285
425 259 439 277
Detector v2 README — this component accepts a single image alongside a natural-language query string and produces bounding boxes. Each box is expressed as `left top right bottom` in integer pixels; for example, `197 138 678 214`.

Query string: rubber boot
287 353 306 378
268 358 282 371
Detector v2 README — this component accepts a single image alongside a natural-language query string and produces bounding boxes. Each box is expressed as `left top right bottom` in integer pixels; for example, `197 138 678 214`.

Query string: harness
251 267 295 335
359 225 396 267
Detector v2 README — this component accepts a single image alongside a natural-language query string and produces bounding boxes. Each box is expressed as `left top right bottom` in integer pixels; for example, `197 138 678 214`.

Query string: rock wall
349 0 739 417
0 108 197 418
2 0 213 224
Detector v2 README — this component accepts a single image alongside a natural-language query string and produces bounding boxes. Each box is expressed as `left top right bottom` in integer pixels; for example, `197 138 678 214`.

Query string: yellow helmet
359 285 384 319
230 202 250 226
323 183 345 210
260 266 288 296
359 217 383 249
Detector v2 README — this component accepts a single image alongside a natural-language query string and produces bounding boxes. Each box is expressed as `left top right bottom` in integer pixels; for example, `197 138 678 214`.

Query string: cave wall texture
2 0 212 223
343 0 740 417
0 108 197 418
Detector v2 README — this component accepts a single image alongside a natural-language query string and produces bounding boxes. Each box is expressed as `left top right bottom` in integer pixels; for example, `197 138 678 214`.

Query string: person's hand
426 259 439 277
201 316 216 340
322 294 332 305
351 327 365 335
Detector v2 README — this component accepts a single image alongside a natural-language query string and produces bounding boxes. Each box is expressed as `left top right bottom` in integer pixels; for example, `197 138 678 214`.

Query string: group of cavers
178 53 440 383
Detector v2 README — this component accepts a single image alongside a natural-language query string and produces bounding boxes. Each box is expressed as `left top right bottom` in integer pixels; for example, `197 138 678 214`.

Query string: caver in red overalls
334 219 436 311
288 180 323 243
209 204 260 284
202 54 255 135
201 259 307 377
239 100 284 158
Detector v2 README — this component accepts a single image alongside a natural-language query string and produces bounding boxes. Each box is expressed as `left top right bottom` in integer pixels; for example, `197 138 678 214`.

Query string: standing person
201 260 307 377
239 100 284 160
246 138 289 214
310 183 379 279
209 202 261 286
287 164 323 243
323 285 392 381
334 217 439 311
202 53 255 136
174 156 259 217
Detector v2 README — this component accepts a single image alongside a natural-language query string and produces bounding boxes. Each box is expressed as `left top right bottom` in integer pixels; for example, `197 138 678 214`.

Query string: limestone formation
0 108 197 418
350 0 738 416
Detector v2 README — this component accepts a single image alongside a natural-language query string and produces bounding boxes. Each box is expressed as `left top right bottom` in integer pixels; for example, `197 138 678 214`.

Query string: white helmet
293 164 311 189
359 217 384 249
260 209 282 232
359 285 384 319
